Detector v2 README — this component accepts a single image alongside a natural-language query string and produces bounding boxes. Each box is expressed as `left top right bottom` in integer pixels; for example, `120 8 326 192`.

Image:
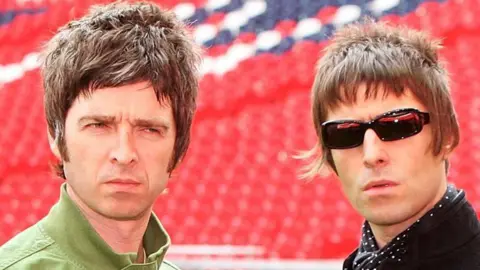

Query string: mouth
105 178 141 186
363 180 398 191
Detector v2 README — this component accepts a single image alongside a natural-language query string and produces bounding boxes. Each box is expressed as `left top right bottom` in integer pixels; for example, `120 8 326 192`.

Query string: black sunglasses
321 108 430 149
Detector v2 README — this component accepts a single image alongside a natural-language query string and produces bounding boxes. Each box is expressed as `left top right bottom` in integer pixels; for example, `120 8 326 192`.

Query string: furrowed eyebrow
133 118 171 132
78 115 116 126
77 115 171 132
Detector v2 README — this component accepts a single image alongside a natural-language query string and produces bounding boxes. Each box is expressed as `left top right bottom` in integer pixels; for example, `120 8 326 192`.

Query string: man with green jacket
0 1 202 269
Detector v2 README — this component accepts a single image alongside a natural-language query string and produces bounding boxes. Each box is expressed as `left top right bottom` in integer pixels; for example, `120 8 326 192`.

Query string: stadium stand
1 0 479 268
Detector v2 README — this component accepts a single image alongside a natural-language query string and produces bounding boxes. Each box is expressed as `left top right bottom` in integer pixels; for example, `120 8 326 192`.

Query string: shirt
0 183 180 270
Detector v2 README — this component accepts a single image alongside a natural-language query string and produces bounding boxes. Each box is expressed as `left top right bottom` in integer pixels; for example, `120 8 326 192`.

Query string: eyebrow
339 108 419 122
78 115 115 125
78 115 171 131
133 118 171 131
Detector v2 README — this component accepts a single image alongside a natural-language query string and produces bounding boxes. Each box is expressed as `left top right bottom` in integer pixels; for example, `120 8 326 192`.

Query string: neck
370 179 448 248
66 184 151 259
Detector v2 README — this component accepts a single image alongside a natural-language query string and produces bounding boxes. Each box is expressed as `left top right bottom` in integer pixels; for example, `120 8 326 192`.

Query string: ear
442 134 458 158
442 144 453 159
47 129 61 160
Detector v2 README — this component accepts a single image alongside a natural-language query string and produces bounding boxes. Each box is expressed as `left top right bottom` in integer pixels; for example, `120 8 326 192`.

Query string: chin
97 202 150 221
365 210 413 227
102 209 148 221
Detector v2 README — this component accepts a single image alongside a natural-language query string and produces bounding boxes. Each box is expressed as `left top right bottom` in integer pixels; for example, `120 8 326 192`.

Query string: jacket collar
413 189 480 259
344 186 480 269
40 183 171 269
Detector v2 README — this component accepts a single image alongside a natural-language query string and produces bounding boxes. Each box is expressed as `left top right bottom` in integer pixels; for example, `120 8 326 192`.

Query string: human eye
139 126 167 138
86 122 108 129
144 127 160 134
83 122 114 133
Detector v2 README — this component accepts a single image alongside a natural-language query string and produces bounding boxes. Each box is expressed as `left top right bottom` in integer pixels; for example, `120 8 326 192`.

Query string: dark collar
413 189 480 259
344 186 480 269
39 183 171 269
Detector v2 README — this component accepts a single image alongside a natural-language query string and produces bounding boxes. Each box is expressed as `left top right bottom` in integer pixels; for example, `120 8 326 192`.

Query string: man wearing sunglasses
301 20 480 269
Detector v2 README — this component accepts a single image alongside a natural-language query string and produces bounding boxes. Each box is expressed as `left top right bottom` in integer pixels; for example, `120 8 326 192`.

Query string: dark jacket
343 189 480 270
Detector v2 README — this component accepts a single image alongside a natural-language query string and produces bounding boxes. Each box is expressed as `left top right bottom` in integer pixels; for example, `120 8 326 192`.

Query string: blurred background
0 0 479 269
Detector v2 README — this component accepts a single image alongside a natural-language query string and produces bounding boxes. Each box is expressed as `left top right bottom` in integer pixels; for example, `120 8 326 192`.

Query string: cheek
331 150 361 191
64 133 108 178
68 136 105 161
331 150 360 175
392 133 433 173
139 145 172 194
138 139 175 173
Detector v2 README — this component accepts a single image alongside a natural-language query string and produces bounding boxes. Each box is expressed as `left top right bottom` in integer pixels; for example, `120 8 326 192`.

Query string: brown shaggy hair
41 1 202 178
300 19 459 178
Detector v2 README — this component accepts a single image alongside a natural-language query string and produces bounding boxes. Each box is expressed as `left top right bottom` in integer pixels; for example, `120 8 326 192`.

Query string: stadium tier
1 0 479 263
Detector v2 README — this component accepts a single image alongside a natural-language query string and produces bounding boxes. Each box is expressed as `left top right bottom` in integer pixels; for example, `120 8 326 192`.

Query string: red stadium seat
1 0 479 261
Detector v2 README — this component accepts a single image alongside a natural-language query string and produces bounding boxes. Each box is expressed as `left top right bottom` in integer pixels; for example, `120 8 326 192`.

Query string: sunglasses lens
323 122 365 149
375 111 422 141
322 109 428 149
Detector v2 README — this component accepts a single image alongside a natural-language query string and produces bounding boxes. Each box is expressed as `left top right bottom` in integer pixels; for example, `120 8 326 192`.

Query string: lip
105 178 141 185
363 180 398 191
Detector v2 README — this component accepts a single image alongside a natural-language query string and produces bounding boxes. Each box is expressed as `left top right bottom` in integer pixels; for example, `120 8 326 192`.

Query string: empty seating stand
0 0 479 260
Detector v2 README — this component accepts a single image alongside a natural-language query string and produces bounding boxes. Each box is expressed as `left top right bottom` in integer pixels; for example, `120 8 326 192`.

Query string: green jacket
0 183 179 270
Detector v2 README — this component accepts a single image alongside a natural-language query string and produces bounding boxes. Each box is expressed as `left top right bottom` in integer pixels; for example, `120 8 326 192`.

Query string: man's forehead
324 83 420 120
325 94 422 121
68 85 173 124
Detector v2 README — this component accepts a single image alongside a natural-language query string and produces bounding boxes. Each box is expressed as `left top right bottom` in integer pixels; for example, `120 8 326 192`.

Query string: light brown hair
300 19 459 178
41 1 202 178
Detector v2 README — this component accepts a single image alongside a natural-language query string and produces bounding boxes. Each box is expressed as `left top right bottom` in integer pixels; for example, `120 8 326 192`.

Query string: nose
110 128 138 166
362 129 389 169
